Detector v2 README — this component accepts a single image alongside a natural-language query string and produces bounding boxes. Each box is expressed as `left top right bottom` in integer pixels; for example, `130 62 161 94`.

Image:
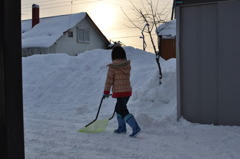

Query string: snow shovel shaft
85 96 115 127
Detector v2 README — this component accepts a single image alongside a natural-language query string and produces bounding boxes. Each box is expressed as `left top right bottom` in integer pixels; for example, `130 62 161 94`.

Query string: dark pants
115 97 130 118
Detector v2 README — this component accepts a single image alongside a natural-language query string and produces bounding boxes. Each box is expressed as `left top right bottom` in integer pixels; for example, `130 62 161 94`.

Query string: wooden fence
158 37 176 60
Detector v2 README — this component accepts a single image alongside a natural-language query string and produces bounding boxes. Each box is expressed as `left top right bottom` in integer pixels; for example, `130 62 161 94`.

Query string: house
157 19 176 60
176 0 240 126
22 5 110 56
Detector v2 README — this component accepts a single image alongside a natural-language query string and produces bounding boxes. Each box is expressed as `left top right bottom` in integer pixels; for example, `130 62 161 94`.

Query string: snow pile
157 19 176 38
22 12 86 48
22 47 240 159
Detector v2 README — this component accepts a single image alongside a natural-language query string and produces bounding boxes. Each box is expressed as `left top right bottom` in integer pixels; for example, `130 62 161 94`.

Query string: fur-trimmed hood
107 60 131 69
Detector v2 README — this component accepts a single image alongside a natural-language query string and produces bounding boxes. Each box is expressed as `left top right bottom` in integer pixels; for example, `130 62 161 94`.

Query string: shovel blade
79 119 109 133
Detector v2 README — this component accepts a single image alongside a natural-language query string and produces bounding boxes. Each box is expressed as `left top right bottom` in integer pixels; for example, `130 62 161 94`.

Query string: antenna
68 0 73 28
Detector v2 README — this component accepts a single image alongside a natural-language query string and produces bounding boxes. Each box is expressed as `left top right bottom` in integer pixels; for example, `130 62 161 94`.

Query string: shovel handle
85 96 105 127
109 110 115 120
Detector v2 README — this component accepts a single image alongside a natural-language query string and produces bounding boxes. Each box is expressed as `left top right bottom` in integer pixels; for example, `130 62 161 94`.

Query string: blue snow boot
114 114 127 134
125 114 141 137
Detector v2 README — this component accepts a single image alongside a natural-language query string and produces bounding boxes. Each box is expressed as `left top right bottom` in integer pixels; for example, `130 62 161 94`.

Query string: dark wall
177 0 240 125
0 0 25 158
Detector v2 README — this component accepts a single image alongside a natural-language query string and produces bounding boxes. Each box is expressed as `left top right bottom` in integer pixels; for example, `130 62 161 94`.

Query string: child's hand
103 94 110 99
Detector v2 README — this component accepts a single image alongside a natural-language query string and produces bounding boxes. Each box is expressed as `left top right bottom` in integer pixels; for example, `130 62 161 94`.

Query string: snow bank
22 47 240 159
157 19 176 38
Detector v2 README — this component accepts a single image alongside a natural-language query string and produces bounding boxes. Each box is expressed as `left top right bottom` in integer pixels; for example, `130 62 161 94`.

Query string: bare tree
122 0 171 84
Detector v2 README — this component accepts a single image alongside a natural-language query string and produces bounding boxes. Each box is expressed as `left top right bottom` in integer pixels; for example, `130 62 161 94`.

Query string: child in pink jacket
103 46 141 137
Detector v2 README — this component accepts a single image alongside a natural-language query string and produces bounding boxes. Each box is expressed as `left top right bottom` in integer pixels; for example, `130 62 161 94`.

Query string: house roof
22 12 109 48
157 19 176 38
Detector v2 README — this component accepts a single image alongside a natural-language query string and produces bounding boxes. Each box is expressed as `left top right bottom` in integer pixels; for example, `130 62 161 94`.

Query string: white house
22 6 110 56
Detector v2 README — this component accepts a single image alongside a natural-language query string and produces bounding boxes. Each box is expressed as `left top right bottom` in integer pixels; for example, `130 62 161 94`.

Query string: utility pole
171 0 176 20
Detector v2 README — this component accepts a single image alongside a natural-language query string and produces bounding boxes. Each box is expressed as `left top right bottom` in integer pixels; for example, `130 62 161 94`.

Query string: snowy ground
22 47 240 159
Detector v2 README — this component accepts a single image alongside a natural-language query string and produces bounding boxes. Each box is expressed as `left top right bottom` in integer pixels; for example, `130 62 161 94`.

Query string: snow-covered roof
157 19 176 38
22 12 86 48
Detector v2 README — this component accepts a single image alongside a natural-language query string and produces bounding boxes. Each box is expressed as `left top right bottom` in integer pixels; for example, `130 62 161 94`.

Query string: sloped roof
22 12 86 48
157 19 176 37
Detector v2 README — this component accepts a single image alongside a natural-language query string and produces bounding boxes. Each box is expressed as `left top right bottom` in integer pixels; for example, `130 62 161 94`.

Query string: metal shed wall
176 0 240 125
176 0 228 5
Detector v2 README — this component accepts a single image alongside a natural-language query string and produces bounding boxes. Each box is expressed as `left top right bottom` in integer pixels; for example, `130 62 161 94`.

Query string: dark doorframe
1 0 25 159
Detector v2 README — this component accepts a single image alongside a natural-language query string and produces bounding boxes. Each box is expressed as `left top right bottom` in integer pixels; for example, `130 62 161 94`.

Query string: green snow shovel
79 96 115 133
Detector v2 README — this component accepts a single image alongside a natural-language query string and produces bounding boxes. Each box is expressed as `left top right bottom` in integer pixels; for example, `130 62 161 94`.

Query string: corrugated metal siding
177 0 240 126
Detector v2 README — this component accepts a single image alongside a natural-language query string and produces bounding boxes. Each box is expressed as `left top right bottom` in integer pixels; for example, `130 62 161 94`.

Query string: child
103 46 141 137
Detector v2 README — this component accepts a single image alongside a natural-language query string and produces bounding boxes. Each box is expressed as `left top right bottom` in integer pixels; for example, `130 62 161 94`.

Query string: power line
21 0 101 11
22 0 65 6
22 0 172 21
22 0 172 14
21 0 98 6
109 35 140 39
24 1 69 8
21 0 167 51
102 26 137 32
108 33 157 39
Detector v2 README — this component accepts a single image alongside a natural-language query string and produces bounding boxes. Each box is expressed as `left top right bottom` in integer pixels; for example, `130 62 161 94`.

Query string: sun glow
89 2 116 31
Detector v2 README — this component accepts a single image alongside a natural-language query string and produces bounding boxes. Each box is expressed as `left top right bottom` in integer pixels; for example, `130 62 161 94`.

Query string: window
77 28 90 43
68 31 73 37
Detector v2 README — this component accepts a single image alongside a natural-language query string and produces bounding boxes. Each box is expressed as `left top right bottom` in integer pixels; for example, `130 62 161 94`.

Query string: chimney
32 4 39 28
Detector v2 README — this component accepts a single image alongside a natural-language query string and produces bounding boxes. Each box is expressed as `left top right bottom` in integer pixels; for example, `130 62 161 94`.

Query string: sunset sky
21 0 173 52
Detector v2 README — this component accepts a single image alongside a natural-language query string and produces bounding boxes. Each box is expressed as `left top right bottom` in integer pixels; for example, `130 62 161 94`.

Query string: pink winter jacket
104 59 132 98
